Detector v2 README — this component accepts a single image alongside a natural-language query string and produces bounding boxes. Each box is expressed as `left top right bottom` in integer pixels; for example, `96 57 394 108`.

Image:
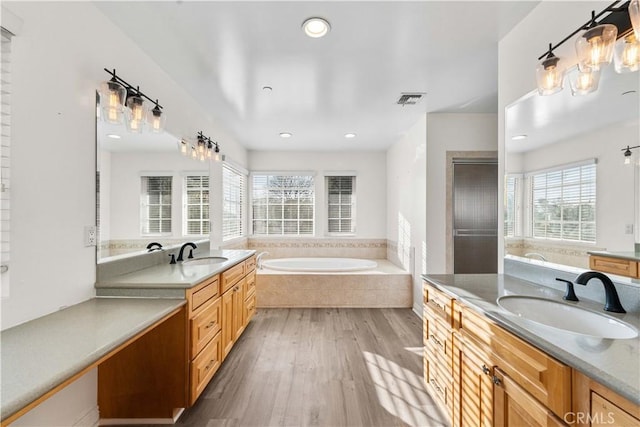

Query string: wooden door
459 339 494 427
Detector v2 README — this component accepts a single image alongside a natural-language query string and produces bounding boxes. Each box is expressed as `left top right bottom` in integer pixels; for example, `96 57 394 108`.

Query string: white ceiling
95 1 539 151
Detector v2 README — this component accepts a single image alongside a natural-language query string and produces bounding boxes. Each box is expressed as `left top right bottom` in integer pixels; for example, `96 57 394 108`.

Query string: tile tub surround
248 238 387 260
0 298 186 424
505 237 606 269
505 254 640 313
422 273 640 406
256 259 412 308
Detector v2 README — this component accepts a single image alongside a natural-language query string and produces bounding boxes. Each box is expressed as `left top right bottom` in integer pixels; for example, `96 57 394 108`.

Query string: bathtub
256 258 411 308
261 257 377 272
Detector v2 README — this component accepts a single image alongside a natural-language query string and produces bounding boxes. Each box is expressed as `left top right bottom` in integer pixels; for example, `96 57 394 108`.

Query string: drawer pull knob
481 365 490 375
205 321 215 329
429 378 443 394
492 376 502 386
429 334 443 348
429 298 444 310
205 360 215 371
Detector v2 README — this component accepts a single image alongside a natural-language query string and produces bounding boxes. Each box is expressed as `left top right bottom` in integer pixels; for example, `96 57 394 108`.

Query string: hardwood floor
159 308 447 427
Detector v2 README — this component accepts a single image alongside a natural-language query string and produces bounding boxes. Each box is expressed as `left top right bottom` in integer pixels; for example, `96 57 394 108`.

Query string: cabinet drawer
589 255 639 278
244 292 256 324
424 350 451 411
187 276 220 316
190 298 222 358
461 306 571 419
245 255 256 273
245 270 256 299
424 282 457 328
221 262 245 293
591 392 640 426
426 314 454 374
190 332 221 404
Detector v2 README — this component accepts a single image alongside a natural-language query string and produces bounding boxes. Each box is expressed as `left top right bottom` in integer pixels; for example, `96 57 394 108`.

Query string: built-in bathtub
256 258 411 308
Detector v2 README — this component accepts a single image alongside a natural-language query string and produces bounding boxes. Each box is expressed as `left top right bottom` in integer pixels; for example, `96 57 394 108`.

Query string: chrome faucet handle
556 278 579 302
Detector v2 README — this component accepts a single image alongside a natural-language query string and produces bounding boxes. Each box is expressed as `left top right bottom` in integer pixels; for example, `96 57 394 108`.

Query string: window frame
222 163 246 241
250 172 316 236
325 175 356 235
183 173 210 237
140 175 173 236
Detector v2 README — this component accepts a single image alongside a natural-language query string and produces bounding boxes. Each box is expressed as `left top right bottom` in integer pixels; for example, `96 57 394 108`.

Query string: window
140 176 172 235
326 176 355 234
1 28 12 289
504 175 519 237
222 164 245 240
252 174 314 235
184 175 210 236
530 162 596 242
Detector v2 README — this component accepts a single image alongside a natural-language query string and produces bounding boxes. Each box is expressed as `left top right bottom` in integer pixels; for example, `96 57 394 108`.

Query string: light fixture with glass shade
147 100 166 133
622 145 640 164
125 90 145 133
614 32 640 72
178 139 189 157
100 70 126 124
568 66 600 95
575 12 618 71
536 46 565 95
630 0 640 38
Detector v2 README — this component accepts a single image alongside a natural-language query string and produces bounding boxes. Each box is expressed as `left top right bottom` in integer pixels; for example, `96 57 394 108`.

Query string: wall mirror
504 65 639 269
96 97 210 263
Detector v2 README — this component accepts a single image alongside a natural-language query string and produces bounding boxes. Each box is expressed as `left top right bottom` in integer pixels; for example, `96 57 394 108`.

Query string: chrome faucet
524 252 547 262
256 251 270 269
146 242 163 252
177 242 197 262
575 271 626 313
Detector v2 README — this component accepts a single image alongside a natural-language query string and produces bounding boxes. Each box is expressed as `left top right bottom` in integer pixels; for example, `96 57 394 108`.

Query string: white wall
248 150 387 238
509 122 637 252
425 113 498 274
1 1 244 424
498 1 613 269
387 115 426 314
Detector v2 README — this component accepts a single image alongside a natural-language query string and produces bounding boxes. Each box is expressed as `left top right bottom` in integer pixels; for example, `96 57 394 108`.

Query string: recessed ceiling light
344 133 357 139
107 134 122 139
302 17 331 38
512 135 528 140
279 132 292 138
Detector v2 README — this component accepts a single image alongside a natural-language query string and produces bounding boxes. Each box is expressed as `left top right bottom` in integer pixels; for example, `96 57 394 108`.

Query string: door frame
445 150 498 274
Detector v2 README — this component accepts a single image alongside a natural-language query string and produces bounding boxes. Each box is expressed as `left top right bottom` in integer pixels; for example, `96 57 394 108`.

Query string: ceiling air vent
397 92 425 106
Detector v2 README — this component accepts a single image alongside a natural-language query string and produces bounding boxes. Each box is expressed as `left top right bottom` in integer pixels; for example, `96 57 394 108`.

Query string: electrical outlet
84 225 97 247
625 224 634 235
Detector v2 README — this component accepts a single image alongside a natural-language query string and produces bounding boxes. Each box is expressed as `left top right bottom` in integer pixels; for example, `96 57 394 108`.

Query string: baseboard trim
99 408 184 425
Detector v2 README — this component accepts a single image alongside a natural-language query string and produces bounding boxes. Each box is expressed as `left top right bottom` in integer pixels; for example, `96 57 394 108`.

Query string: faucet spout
177 242 197 262
146 242 163 252
256 251 270 270
575 271 626 313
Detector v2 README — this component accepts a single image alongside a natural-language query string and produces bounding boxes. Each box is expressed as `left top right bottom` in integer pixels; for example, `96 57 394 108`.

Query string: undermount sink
182 256 228 266
497 295 638 339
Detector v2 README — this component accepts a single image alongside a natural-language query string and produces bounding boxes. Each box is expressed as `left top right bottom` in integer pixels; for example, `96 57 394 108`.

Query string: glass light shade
125 95 145 133
99 80 126 124
614 34 640 73
631 0 640 40
146 105 166 133
575 24 617 71
536 55 565 95
178 139 189 156
190 145 198 160
568 67 600 96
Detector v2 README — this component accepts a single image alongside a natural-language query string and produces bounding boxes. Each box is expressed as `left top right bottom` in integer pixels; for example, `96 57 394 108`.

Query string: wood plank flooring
154 308 448 427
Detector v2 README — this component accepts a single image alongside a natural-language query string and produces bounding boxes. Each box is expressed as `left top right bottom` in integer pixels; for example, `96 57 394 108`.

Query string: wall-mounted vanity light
100 68 166 133
179 131 222 162
622 144 640 164
536 1 638 96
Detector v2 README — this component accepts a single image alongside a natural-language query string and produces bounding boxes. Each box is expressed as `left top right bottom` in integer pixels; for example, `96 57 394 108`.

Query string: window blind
326 176 355 234
184 175 210 236
222 164 245 241
531 163 596 242
140 176 172 235
504 175 517 237
252 174 314 235
1 28 13 281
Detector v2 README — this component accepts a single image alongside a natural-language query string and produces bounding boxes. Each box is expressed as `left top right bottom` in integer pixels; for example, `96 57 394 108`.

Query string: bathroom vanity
422 274 640 427
588 251 640 279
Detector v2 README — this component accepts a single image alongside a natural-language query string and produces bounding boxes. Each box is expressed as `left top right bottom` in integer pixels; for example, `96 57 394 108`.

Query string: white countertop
0 298 186 422
422 273 640 405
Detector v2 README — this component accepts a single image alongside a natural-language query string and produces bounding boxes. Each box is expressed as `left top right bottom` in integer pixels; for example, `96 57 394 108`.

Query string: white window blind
222 164 245 241
504 175 518 237
531 162 596 242
184 175 210 236
1 28 12 282
326 176 355 234
140 176 172 235
252 174 314 235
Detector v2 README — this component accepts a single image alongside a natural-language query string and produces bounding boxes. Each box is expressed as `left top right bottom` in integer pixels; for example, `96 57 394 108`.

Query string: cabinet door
460 338 494 427
493 368 565 427
221 289 234 359
232 282 244 341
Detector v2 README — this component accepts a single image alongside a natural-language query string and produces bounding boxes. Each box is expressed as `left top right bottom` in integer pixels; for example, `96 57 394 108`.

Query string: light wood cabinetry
187 255 257 404
459 332 495 427
589 255 639 278
572 370 640 427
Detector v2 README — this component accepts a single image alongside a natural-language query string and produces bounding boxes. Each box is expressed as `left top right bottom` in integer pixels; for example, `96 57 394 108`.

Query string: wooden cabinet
459 333 495 427
572 370 640 427
221 255 256 360
589 255 639 278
